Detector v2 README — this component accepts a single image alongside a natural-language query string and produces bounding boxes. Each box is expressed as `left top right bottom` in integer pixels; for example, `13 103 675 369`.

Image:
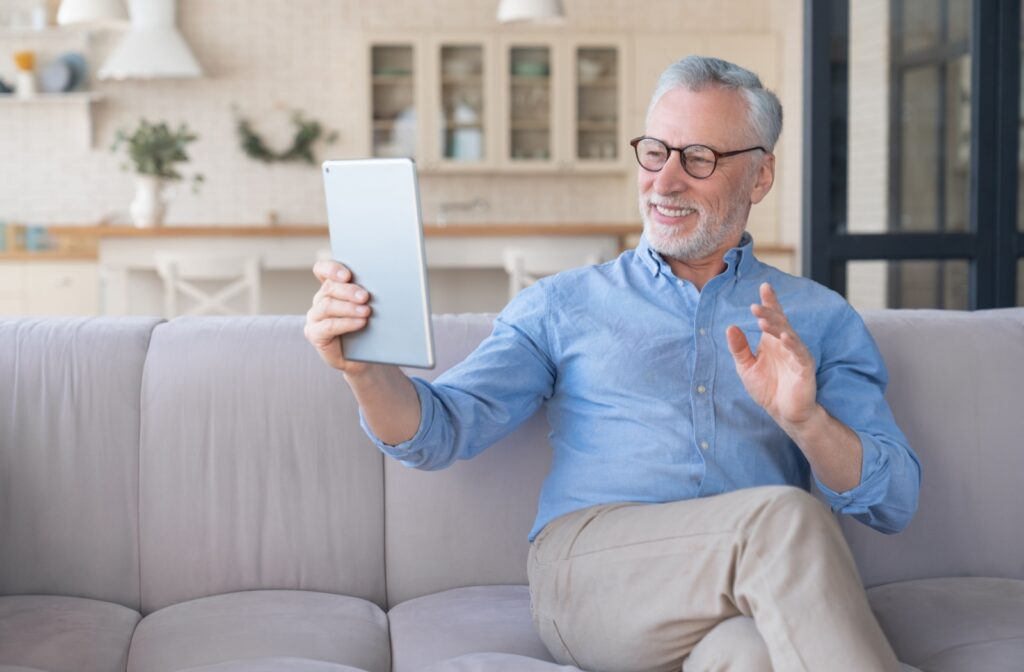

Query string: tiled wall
1 0 802 251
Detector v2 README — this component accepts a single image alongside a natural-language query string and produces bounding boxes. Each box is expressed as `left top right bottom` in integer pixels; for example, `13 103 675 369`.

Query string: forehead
645 86 750 148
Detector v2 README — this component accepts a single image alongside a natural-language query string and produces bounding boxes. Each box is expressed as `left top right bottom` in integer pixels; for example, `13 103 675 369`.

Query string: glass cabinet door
508 46 553 164
439 44 486 163
370 44 417 159
574 46 620 163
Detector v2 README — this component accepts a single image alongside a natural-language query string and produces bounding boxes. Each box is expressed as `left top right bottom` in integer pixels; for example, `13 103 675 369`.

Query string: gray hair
645 55 783 152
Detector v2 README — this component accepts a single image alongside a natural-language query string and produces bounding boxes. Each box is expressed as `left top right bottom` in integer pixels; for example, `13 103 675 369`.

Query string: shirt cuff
357 377 436 461
813 429 886 515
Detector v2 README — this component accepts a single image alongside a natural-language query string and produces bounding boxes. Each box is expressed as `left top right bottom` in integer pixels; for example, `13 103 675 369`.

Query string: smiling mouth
651 203 696 219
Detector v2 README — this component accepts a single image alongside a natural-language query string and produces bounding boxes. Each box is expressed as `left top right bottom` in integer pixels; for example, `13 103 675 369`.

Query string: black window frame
803 0 1023 309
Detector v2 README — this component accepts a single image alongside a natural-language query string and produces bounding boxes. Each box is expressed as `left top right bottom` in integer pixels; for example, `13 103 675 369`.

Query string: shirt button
697 385 706 394
698 328 706 336
700 441 709 450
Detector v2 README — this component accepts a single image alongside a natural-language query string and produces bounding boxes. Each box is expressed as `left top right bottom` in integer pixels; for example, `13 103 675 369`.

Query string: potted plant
112 119 204 227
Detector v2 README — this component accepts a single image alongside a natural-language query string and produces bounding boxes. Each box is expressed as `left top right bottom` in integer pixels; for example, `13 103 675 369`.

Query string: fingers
314 278 370 306
750 282 791 339
759 281 785 310
726 325 755 368
304 315 369 343
313 260 352 284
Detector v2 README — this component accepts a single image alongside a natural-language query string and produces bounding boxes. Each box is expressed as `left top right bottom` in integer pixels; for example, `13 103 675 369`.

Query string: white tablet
322 157 435 369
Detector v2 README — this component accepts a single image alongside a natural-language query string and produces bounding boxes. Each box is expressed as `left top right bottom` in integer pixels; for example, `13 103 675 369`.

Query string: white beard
639 191 750 262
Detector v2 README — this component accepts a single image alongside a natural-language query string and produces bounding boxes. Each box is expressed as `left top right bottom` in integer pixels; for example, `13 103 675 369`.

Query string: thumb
726 325 755 370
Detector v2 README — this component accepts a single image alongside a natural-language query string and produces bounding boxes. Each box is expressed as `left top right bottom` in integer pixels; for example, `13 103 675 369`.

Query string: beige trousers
527 485 901 672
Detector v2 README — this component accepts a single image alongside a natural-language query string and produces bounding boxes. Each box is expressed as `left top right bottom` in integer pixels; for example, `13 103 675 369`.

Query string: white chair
502 247 605 299
154 252 263 317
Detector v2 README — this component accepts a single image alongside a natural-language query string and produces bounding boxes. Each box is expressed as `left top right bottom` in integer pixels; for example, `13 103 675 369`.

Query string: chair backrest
154 252 262 317
502 247 604 298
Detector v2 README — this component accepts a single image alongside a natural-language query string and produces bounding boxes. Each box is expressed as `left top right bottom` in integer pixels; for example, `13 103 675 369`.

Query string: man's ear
749 153 775 205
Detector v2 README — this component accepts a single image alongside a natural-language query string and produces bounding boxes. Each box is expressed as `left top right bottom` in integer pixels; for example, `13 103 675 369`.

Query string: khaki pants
527 486 901 672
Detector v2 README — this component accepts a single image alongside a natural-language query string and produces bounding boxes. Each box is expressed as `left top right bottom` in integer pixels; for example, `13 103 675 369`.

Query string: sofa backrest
137 317 387 614
390 308 1024 600
0 317 161 610
383 314 551 608
841 308 1024 587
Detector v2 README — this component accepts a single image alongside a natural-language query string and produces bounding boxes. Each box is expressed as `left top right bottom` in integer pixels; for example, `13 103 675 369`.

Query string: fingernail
337 270 347 280
357 290 368 300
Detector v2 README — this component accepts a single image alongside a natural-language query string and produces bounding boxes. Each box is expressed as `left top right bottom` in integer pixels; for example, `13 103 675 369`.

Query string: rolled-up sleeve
812 305 922 534
358 280 557 471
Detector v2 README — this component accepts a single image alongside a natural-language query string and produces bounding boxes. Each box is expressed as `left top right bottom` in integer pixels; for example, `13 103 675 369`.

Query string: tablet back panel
323 158 435 368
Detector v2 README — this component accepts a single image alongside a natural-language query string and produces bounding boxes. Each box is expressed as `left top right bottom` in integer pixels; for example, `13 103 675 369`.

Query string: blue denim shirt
360 232 922 541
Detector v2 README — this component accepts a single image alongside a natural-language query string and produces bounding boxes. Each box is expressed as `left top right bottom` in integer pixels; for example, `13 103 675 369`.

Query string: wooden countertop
6 223 795 260
46 223 644 238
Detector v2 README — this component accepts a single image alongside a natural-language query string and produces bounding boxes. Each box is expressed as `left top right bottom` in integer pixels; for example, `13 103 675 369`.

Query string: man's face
638 86 772 262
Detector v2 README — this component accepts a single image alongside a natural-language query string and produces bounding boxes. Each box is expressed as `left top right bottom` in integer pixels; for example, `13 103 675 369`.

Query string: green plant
112 119 204 192
233 106 338 165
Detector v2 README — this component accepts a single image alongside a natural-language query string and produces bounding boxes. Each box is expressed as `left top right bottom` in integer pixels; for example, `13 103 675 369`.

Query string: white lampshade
57 0 128 26
497 0 565 23
98 0 202 79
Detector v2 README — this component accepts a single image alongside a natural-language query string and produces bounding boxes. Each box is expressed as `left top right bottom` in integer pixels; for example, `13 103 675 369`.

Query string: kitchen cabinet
0 259 99 315
366 33 631 173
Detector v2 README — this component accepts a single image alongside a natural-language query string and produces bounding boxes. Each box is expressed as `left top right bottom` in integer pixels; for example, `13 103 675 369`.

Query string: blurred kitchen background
1 0 1021 318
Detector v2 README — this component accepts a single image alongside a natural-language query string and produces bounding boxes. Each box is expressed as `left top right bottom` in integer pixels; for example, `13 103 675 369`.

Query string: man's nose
653 153 692 193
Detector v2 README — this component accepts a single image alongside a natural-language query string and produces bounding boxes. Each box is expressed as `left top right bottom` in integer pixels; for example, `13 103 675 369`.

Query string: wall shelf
0 92 105 147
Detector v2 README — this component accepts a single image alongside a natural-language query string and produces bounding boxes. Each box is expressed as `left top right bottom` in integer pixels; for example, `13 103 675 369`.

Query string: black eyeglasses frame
629 135 767 179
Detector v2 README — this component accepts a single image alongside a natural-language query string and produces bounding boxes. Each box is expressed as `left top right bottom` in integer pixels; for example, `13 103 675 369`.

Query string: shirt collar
635 230 757 280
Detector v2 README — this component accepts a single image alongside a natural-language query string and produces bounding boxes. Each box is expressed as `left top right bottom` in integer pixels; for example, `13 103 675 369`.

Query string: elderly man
305 55 920 672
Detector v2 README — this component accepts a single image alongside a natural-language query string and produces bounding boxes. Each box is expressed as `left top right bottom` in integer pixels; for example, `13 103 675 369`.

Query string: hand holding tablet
306 158 436 370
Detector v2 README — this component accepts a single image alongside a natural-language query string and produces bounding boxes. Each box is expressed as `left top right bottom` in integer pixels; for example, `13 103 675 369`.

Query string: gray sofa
0 309 1022 672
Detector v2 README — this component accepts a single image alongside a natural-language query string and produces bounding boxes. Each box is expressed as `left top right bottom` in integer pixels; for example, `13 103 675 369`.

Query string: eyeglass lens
634 138 717 178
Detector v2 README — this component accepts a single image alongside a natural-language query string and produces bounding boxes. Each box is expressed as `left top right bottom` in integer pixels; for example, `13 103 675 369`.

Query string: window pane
945 55 970 232
948 0 970 44
1018 259 1024 306
846 260 970 310
509 47 552 162
901 0 941 53
900 65 940 231
441 45 485 162
846 0 971 235
371 45 416 159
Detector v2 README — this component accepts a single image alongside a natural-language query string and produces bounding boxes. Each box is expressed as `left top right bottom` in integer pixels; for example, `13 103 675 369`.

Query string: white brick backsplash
0 0 796 249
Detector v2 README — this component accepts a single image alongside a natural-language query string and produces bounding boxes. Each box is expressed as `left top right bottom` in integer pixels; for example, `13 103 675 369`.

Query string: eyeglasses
629 136 766 179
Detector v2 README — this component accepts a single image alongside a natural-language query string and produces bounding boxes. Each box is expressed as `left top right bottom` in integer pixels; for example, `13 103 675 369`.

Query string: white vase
130 175 168 227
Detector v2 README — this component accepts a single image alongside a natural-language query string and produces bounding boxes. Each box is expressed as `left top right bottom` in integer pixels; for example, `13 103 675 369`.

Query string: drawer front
23 262 99 316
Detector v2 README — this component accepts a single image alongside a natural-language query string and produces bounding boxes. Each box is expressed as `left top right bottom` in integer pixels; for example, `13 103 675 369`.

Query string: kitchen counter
16 224 795 315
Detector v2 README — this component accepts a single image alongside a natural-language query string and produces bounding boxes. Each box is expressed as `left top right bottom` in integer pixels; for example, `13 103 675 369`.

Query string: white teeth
653 204 694 218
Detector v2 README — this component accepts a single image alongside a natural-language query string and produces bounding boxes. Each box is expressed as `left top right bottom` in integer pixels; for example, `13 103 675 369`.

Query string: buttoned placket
690 281 718 471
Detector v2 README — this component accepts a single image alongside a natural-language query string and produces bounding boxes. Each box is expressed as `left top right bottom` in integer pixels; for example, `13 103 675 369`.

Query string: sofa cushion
0 317 162 609
138 316 386 614
844 308 1024 587
0 594 141 672
420 652 583 671
388 585 555 672
867 576 1024 671
385 314 553 607
178 657 369 671
126 590 389 672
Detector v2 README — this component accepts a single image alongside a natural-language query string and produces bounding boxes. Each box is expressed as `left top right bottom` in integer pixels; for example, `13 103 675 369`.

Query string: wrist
779 403 828 442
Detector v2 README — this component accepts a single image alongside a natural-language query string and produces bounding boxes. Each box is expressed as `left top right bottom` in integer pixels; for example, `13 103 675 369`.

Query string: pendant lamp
98 0 202 79
56 0 128 26
497 0 565 23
